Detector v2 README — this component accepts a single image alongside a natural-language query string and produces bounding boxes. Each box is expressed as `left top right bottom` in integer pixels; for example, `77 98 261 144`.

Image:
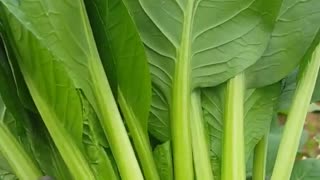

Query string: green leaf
0 97 42 179
0 1 143 178
0 154 16 180
201 83 280 179
246 0 320 88
0 4 94 179
149 87 170 142
153 141 173 180
80 94 118 180
83 0 157 179
291 159 320 180
0 35 72 180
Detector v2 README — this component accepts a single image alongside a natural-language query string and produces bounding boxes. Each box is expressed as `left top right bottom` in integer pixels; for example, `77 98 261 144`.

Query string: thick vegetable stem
89 61 144 180
118 91 160 180
222 73 246 180
253 134 269 180
191 90 214 180
0 124 42 180
171 0 194 179
271 44 320 180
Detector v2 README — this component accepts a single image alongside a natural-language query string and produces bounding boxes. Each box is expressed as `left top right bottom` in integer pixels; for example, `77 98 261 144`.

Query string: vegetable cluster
0 0 320 180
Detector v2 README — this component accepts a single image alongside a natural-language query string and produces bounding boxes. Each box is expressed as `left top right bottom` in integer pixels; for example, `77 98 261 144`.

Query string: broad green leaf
290 159 320 180
0 1 143 178
246 0 320 88
201 83 280 179
83 1 156 178
153 141 173 180
125 0 281 94
0 5 94 179
81 94 118 180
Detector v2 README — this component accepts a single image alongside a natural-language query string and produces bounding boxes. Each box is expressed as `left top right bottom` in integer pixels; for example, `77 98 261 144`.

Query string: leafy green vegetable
0 34 72 180
124 0 282 178
0 0 143 179
0 4 94 178
83 0 157 179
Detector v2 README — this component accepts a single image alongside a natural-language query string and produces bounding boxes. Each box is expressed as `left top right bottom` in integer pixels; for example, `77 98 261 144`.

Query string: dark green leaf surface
246 0 320 88
201 83 280 179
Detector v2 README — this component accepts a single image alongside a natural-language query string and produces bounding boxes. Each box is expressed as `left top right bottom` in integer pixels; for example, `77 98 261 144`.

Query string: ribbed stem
190 89 214 180
271 44 320 180
222 73 246 180
90 61 144 180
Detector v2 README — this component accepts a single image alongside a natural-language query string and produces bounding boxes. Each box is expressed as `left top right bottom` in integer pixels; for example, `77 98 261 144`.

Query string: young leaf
0 0 143 179
124 0 282 178
83 0 156 179
153 141 173 180
80 94 119 180
246 0 320 88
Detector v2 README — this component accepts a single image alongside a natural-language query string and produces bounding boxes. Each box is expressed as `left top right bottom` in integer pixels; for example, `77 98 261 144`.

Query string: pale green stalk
253 134 268 180
118 91 159 180
79 2 144 179
190 90 214 180
222 73 246 180
271 44 320 180
171 0 194 179
0 123 42 180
